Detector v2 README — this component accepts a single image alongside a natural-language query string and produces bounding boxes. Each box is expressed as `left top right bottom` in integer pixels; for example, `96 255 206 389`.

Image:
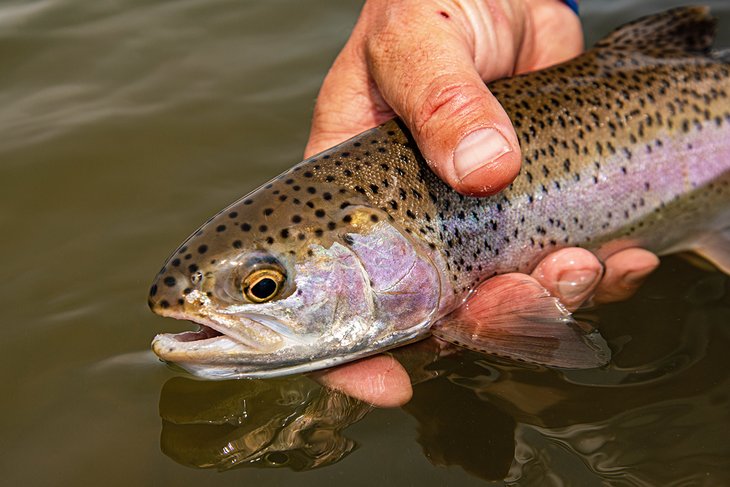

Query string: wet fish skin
149 7 730 378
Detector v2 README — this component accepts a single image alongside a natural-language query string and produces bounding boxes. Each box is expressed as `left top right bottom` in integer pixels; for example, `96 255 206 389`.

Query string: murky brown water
2 1 728 485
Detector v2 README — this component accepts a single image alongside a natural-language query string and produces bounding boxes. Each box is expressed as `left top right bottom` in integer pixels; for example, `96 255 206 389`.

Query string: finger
517 0 584 72
304 40 395 158
531 247 603 310
364 3 522 196
593 248 660 304
310 354 413 408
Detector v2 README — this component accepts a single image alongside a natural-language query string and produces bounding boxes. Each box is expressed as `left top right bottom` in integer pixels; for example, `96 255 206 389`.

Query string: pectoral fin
432 274 610 369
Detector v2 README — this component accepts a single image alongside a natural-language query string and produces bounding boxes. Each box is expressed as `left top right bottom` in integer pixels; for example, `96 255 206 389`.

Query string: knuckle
409 77 480 137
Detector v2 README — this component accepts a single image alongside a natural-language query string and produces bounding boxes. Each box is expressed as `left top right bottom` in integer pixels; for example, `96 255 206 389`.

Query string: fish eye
242 269 285 303
264 451 289 466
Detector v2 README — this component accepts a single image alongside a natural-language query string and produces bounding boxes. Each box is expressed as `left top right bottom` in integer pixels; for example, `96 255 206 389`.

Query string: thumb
410 78 522 196
365 8 522 195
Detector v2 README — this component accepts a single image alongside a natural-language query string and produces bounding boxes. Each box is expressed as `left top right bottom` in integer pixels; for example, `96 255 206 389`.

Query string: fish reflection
158 258 729 483
159 377 372 470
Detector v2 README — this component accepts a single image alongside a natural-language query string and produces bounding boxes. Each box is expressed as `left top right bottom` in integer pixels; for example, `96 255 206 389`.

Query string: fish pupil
251 278 277 300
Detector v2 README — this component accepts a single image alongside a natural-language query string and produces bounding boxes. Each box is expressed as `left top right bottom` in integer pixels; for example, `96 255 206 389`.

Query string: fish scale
148 7 730 378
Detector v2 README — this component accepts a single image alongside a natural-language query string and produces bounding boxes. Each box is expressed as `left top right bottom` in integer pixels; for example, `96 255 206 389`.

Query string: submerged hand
306 0 659 407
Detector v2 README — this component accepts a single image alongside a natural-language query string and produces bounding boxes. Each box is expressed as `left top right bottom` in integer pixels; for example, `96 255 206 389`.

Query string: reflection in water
159 258 729 483
159 377 372 470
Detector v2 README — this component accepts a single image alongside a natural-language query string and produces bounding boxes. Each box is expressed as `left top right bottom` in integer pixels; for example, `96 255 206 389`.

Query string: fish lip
151 308 255 362
152 332 254 362
152 308 288 358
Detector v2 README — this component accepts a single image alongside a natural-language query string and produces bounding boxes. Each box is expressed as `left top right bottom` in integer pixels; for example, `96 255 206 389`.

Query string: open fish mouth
151 313 358 379
163 324 224 343
151 309 288 363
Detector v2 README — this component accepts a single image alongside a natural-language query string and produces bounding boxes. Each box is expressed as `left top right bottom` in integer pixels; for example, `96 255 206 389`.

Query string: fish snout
148 267 195 313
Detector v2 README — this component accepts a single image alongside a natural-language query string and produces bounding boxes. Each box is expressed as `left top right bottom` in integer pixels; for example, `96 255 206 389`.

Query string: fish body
149 7 730 378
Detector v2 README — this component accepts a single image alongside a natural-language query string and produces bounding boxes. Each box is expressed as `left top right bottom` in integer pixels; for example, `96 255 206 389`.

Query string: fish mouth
152 308 289 364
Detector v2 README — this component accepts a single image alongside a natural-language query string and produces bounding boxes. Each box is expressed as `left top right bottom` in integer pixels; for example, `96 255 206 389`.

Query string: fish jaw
151 331 429 379
150 304 433 380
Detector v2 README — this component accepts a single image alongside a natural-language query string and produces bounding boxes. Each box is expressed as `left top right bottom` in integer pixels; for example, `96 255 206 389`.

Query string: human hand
305 0 659 407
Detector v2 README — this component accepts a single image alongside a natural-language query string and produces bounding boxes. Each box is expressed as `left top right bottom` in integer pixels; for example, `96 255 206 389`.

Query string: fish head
149 168 443 378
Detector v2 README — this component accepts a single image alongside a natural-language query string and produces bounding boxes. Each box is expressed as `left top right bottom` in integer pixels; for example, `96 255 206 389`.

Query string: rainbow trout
149 7 730 378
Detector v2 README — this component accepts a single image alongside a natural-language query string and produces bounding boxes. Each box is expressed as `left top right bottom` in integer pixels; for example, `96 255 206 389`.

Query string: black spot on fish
198 245 208 254
216 225 226 232
163 276 176 287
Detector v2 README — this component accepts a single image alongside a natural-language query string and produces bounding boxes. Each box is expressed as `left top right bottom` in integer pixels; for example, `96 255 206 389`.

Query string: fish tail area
594 6 716 56
432 274 610 369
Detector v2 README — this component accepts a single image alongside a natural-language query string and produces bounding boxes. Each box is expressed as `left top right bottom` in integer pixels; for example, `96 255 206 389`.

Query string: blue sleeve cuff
563 0 579 15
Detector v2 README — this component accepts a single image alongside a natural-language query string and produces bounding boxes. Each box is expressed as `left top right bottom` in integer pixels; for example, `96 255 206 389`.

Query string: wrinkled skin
306 0 659 407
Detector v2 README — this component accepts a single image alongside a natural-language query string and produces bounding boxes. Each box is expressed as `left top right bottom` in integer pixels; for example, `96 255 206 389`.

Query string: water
1 1 728 485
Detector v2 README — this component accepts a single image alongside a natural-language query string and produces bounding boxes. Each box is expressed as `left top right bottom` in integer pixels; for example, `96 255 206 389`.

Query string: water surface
1 1 728 485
